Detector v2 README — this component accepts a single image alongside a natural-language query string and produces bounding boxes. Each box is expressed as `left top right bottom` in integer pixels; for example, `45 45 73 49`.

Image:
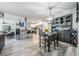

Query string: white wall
4 13 20 20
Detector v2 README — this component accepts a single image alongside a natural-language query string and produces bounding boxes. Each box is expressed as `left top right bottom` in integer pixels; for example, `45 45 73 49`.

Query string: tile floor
0 33 77 56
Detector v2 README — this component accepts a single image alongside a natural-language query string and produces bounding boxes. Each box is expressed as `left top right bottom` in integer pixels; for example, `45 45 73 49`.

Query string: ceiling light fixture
47 2 58 21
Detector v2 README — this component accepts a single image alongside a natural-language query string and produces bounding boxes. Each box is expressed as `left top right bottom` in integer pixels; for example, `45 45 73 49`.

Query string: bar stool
51 32 59 50
41 33 48 52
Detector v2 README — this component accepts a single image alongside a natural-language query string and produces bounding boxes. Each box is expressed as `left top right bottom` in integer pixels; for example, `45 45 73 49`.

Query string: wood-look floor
0 34 77 56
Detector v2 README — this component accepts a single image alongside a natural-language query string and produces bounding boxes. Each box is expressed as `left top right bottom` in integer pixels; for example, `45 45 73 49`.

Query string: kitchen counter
0 33 5 53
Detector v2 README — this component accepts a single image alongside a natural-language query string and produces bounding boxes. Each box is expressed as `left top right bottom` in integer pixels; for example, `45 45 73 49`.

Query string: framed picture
19 22 24 27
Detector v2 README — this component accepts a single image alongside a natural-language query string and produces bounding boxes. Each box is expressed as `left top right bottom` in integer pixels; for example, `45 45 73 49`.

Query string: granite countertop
47 32 57 36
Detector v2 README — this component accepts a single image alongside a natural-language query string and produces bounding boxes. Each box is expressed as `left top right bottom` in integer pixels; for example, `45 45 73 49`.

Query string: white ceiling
0 2 76 19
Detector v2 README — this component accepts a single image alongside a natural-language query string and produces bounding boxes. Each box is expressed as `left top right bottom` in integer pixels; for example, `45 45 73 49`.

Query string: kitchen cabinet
0 34 5 52
58 30 71 43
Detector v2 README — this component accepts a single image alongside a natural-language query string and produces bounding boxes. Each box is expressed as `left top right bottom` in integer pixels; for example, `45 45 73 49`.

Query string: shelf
51 14 72 32
66 14 72 22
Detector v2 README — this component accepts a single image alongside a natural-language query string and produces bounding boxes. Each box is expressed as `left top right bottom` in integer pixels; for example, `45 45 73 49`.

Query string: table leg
48 36 51 52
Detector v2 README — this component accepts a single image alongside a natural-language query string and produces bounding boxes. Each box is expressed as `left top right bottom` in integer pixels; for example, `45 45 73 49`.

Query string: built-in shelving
51 14 72 32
